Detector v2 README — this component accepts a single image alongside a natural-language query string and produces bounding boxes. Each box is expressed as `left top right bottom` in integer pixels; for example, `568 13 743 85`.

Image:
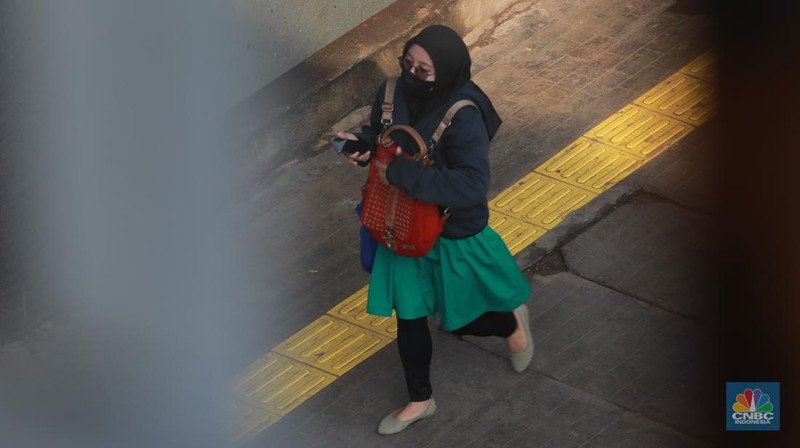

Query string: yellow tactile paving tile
488 210 547 255
584 104 695 159
490 172 596 229
230 400 282 445
634 72 715 126
535 137 645 194
273 315 393 375
679 50 716 82
327 286 398 339
234 352 336 416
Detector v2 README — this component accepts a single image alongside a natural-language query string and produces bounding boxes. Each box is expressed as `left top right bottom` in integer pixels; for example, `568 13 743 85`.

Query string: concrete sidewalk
239 0 719 446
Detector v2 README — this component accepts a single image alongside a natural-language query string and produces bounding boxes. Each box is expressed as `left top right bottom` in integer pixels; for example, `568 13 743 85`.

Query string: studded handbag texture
360 125 447 258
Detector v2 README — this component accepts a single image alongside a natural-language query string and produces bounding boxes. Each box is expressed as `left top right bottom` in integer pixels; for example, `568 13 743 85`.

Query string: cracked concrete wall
228 0 394 109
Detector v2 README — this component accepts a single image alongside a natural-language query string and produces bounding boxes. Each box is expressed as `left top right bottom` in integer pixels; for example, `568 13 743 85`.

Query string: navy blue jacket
358 80 502 239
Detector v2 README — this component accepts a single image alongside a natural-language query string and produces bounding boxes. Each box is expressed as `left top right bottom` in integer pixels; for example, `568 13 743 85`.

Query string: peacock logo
726 382 779 431
732 388 773 413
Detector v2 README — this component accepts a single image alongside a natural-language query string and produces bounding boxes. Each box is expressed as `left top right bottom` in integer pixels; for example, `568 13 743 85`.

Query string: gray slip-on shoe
510 303 534 373
377 398 437 435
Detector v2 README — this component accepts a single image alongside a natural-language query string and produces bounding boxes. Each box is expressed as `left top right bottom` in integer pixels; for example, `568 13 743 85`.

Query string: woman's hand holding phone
333 132 372 166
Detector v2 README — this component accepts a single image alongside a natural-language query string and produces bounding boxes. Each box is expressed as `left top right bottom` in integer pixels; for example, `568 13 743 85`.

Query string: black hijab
402 25 472 122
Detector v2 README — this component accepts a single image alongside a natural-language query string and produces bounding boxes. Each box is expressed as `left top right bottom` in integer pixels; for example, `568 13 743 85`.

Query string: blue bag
355 202 377 273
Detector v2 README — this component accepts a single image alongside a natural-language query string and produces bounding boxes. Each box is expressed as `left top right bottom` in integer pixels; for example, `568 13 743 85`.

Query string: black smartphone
330 136 351 154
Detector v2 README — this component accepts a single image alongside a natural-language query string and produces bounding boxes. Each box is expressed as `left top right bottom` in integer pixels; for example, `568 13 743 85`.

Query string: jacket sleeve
385 107 490 208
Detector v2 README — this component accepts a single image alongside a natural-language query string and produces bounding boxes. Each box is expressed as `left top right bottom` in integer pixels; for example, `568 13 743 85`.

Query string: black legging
396 311 517 401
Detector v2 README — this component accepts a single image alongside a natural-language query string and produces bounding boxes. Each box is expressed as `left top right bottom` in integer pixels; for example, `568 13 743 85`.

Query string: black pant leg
451 311 516 338
396 316 433 402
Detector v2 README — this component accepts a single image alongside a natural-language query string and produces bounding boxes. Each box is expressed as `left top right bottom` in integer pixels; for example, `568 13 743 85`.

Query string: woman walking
337 25 533 435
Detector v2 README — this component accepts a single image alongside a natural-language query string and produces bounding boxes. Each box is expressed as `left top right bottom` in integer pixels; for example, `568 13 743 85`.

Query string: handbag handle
378 124 430 163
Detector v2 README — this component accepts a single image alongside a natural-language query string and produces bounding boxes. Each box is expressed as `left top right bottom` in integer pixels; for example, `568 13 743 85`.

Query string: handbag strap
429 99 479 150
378 124 429 161
381 77 398 131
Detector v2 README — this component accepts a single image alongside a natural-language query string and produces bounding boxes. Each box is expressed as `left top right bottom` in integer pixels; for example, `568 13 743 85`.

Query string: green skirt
367 225 531 331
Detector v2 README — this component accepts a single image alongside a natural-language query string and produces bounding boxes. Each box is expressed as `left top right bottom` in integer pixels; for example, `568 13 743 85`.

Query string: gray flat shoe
510 303 534 373
377 398 437 435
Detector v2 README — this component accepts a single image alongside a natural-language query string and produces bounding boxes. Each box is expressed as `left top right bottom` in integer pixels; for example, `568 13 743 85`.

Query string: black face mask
401 69 435 98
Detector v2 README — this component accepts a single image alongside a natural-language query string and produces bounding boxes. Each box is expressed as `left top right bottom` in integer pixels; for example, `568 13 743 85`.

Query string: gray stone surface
263 326 714 448
581 413 712 448
622 120 719 214
463 271 717 438
561 201 718 322
513 183 636 270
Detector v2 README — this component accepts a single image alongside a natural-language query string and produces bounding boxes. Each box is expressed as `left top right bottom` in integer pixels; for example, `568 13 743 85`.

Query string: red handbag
360 124 446 257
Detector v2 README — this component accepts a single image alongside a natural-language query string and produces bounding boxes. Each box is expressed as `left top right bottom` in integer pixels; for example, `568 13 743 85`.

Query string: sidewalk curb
514 184 638 271
225 0 526 186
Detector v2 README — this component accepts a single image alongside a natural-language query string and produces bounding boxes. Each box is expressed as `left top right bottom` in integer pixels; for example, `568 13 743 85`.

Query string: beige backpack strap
429 99 480 150
380 77 398 131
